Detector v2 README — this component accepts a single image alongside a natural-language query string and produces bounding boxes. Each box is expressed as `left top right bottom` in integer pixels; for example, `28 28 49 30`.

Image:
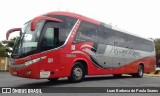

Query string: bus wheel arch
132 63 144 78
139 63 144 76
139 63 144 71
68 60 88 82
74 60 88 75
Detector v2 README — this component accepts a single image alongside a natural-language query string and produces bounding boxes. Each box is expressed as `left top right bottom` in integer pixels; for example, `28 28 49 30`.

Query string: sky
0 0 160 40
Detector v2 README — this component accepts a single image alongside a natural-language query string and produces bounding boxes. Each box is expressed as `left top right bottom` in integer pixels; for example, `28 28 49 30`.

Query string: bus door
39 23 61 78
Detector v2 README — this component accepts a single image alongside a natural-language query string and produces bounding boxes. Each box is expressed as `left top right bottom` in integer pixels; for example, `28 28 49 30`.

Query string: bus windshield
12 20 45 57
12 15 77 58
21 21 44 54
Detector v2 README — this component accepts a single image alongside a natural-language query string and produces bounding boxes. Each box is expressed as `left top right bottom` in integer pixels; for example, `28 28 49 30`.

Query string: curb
145 70 160 75
144 74 160 77
144 70 160 77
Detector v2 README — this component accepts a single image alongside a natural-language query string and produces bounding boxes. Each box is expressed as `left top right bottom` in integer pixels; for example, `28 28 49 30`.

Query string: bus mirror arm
6 28 22 40
31 16 63 31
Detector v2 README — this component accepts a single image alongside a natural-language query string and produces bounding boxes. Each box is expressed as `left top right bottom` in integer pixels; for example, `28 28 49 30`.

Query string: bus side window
140 39 154 52
114 31 127 48
41 21 60 51
127 35 139 50
127 35 134 49
98 26 114 45
42 27 59 48
42 28 54 47
73 22 98 43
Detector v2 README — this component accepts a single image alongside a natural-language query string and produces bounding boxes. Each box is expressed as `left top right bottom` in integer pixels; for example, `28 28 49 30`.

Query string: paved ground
0 72 160 96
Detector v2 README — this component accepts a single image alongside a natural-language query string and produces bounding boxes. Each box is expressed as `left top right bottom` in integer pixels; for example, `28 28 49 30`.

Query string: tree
0 38 16 57
154 38 160 66
0 47 7 57
0 42 7 57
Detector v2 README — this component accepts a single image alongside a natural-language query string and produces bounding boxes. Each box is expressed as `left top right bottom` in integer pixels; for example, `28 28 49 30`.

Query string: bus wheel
113 74 122 77
68 62 85 83
132 65 144 78
48 78 59 82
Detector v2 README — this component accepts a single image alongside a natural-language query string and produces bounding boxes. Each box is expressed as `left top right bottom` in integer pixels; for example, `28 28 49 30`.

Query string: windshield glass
12 20 45 56
21 21 45 54
12 15 77 58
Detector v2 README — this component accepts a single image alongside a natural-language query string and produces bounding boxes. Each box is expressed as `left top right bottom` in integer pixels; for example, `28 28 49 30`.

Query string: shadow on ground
16 75 132 87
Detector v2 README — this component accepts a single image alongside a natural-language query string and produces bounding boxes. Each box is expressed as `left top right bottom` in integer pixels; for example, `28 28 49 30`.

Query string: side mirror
31 15 63 31
6 28 21 40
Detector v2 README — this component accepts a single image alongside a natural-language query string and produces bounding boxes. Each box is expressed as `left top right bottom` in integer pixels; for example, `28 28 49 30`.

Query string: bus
6 11 156 82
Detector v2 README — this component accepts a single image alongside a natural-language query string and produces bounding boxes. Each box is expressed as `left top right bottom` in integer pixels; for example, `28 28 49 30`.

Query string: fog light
26 70 31 75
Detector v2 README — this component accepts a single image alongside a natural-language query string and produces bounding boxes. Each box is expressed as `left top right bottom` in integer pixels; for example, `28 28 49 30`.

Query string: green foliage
0 47 7 57
0 42 2 47
154 38 160 63
6 40 15 47
0 39 15 57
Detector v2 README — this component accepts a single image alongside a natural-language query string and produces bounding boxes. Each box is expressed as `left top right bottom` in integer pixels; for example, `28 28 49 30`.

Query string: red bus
6 11 156 82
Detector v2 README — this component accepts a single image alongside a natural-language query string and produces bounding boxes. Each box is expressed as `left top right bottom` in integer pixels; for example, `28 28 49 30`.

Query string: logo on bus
48 58 53 63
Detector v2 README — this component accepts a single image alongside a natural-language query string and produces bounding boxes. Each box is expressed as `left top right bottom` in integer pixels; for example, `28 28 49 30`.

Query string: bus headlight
24 58 40 66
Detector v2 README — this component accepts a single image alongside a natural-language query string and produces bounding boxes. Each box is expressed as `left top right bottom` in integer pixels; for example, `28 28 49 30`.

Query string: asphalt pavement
0 72 160 96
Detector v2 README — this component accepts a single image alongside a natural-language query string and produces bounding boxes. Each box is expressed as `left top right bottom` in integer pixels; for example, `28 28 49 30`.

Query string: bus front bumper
9 62 40 79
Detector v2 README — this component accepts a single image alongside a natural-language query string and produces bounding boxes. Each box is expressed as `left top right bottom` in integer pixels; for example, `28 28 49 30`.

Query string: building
0 57 9 71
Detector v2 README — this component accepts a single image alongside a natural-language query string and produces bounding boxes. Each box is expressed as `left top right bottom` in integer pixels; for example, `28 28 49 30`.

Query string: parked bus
6 11 156 82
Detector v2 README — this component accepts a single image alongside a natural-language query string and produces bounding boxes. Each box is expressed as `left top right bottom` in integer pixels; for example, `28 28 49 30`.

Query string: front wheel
132 65 144 78
68 62 85 83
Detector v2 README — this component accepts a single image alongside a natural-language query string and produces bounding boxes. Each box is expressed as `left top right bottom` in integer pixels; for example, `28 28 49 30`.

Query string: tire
48 78 59 82
68 62 85 83
132 65 144 78
113 74 122 77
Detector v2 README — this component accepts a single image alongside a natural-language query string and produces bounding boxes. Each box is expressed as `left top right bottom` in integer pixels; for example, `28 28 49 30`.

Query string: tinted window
127 35 154 52
40 16 77 51
44 15 77 45
127 35 139 50
114 31 127 48
41 22 59 50
140 39 154 52
98 26 115 45
73 22 98 43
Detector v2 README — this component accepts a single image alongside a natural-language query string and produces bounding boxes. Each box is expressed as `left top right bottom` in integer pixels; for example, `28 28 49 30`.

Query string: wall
0 57 9 71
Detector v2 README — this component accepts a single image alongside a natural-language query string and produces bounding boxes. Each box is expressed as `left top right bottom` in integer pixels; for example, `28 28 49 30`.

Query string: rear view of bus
6 11 156 82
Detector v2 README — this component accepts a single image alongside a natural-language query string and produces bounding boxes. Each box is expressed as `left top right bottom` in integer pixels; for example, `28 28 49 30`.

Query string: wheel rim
73 66 83 80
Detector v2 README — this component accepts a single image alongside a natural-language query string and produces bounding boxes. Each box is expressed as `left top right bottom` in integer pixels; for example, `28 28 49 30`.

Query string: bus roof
47 11 101 25
46 11 153 42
